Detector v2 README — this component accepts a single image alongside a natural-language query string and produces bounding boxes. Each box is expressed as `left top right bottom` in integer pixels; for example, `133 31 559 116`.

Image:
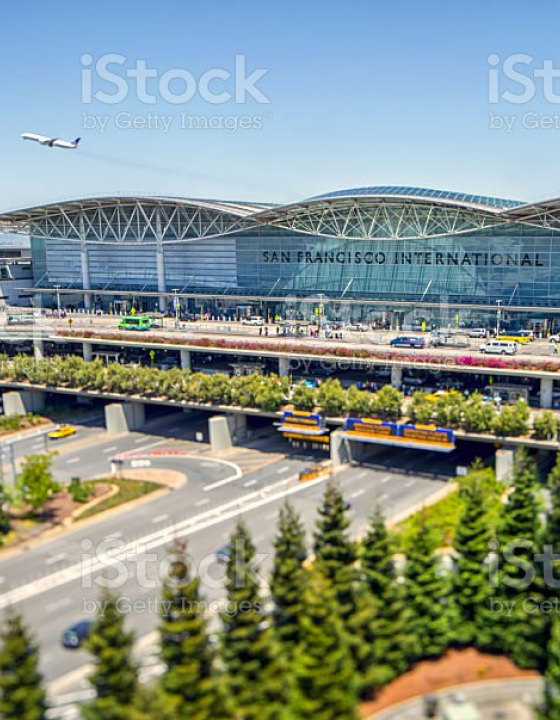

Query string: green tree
540 614 560 720
159 541 217 720
434 391 465 428
352 508 416 697
546 452 560 553
292 385 316 411
370 384 403 421
316 378 347 416
83 593 139 720
452 477 494 646
16 453 59 511
220 521 287 720
270 502 308 659
290 571 358 720
408 391 434 424
493 399 530 437
533 410 559 440
313 481 357 622
486 449 546 669
462 392 496 433
346 385 373 416
405 515 451 660
0 610 47 720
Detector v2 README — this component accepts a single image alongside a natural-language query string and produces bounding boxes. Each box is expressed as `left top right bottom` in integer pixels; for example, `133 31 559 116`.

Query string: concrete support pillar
391 365 403 390
278 356 290 377
330 430 351 467
3 390 45 415
540 377 554 409
209 413 247 451
209 416 233 451
80 214 92 311
105 402 145 435
495 445 516 483
83 341 93 363
180 349 191 371
33 338 44 361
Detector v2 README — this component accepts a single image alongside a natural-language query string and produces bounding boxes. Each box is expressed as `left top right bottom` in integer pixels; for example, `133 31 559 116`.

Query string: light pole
496 299 502 338
55 285 61 318
172 288 180 328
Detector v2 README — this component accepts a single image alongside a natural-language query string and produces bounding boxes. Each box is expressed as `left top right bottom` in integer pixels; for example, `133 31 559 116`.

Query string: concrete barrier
209 413 248 451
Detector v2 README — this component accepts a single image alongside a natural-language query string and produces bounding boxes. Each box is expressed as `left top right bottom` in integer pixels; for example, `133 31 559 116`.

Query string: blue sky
2 0 560 209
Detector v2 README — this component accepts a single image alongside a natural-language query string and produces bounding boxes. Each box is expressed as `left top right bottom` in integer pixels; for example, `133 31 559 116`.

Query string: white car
550 333 560 344
242 316 265 326
467 328 487 338
479 339 517 355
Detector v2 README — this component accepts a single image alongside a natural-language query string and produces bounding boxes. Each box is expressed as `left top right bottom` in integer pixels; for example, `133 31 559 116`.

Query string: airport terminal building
2 186 560 328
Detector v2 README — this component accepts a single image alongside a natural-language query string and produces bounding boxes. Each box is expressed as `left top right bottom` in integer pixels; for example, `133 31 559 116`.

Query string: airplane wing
21 133 54 144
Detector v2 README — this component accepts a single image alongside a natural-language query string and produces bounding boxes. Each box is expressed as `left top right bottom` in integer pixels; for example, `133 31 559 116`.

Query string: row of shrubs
0 355 556 438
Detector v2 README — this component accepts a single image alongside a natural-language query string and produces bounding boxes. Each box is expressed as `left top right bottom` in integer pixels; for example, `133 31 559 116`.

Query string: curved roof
309 186 523 211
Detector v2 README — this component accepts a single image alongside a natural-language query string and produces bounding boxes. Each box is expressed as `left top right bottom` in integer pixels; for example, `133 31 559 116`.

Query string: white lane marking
350 488 366 499
202 458 243 491
276 465 290 474
243 479 257 488
405 479 415 488
381 475 391 484
195 498 210 507
151 514 168 524
107 531 123 539
66 457 80 465
0 471 330 610
379 492 389 501
103 445 118 454
46 553 67 566
134 437 147 444
356 471 367 479
0 577 5 585
45 597 71 613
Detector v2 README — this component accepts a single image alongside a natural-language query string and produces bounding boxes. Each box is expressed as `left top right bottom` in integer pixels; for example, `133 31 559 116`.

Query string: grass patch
393 465 502 551
77 477 160 520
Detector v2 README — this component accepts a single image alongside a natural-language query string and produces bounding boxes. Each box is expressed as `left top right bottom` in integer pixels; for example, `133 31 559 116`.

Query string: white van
479 339 517 355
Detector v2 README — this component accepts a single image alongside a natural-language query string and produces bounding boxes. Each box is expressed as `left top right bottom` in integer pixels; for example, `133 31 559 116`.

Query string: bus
118 315 152 331
497 330 532 344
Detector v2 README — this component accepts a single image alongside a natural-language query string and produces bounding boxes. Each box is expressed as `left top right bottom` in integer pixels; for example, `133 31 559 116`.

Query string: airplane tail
74 137 81 145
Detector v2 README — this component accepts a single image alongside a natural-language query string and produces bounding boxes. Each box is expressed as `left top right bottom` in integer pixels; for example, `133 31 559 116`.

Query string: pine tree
487 449 547 669
405 514 451 660
290 570 358 720
452 478 493 646
220 520 287 720
0 610 47 720
82 592 139 720
540 613 560 720
270 501 307 659
158 541 217 720
313 481 357 622
358 507 417 690
545 452 560 553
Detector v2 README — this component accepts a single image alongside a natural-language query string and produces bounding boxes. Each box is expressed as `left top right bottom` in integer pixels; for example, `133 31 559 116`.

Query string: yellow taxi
48 424 77 440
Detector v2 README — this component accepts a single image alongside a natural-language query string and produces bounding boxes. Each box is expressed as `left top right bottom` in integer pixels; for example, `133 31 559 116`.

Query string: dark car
61 620 93 649
389 335 425 348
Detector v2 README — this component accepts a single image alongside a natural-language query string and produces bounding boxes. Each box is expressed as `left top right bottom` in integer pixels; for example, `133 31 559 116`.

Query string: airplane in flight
21 133 81 149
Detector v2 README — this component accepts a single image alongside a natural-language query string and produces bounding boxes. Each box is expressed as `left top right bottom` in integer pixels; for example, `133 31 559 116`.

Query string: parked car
216 542 233 563
241 316 265 326
467 328 487 338
550 333 560 344
61 620 93 649
346 323 368 332
389 336 425 348
479 339 517 355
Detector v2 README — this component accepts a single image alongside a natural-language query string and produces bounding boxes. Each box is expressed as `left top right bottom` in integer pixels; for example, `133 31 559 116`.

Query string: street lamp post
496 300 502 338
172 288 180 328
55 285 61 319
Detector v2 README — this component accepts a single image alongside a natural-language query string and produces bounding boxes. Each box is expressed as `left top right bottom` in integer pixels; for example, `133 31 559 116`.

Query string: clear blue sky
2 0 560 209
